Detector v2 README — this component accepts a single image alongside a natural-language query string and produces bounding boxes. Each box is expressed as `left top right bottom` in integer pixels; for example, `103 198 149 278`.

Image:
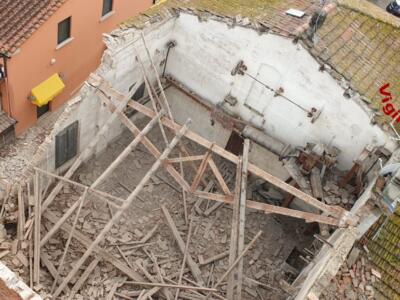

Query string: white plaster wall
165 14 394 169
31 19 177 175
33 12 395 174
165 87 231 147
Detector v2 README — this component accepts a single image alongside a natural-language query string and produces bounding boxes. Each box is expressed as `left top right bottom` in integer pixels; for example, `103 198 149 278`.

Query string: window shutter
55 121 79 168
55 130 68 168
67 121 78 161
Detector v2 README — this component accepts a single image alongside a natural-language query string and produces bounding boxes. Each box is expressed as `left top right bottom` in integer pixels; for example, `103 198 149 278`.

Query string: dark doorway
37 103 50 119
225 131 244 156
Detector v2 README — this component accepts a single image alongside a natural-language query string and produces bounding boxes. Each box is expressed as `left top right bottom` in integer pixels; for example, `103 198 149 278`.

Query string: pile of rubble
0 125 322 300
321 247 381 300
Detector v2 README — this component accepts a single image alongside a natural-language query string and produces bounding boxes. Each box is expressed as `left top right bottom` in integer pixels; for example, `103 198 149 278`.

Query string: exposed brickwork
0 0 67 54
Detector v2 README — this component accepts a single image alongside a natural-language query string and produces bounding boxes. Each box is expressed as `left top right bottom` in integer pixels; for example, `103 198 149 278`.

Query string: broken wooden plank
51 188 89 294
205 231 263 300
140 224 158 244
53 123 189 298
310 167 324 201
106 278 127 300
41 253 71 293
68 258 100 300
34 167 124 207
126 281 216 292
198 251 229 266
134 260 163 298
208 158 231 195
191 151 212 193
167 155 206 163
161 205 204 286
44 211 146 282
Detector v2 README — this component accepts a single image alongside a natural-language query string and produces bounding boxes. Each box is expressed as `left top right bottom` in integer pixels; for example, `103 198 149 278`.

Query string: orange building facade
0 0 153 135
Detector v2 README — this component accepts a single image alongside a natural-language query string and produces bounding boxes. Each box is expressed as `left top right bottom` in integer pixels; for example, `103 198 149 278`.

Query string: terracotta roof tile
121 0 319 37
0 0 68 54
304 2 400 128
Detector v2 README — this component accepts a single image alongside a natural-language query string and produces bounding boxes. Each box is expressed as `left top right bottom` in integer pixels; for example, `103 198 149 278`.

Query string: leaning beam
41 86 136 213
95 84 345 218
193 190 340 226
40 111 163 246
52 121 190 298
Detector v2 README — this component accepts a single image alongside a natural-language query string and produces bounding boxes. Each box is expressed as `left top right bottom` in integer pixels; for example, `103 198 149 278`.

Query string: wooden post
227 158 242 299
33 171 41 284
191 150 212 193
236 139 250 300
17 184 25 247
52 121 190 298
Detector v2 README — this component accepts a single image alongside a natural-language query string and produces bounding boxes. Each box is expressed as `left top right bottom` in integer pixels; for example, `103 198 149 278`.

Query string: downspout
0 52 12 119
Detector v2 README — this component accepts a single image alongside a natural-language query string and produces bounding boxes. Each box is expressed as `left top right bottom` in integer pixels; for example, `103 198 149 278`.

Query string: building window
55 121 79 168
37 103 50 119
102 0 113 16
57 17 71 45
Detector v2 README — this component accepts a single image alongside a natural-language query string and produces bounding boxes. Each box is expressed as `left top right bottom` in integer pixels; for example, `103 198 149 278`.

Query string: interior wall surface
164 13 394 169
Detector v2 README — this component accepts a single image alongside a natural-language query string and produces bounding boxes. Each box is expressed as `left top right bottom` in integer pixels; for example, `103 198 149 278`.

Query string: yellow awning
31 73 65 107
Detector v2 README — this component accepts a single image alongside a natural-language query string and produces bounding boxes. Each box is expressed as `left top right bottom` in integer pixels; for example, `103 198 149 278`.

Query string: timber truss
28 35 357 299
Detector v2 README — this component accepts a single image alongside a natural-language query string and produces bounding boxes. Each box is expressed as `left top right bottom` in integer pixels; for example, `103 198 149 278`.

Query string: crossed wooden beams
94 77 353 227
35 74 356 297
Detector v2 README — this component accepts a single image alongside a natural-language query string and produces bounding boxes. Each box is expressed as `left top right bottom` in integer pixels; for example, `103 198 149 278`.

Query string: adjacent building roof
305 0 400 127
122 0 400 127
0 0 67 54
121 0 320 36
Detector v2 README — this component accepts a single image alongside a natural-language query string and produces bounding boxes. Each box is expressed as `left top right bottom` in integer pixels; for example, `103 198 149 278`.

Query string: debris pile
321 247 381 300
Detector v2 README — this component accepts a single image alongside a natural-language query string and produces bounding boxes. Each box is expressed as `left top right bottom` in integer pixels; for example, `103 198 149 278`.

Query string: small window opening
102 0 113 16
57 17 71 45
